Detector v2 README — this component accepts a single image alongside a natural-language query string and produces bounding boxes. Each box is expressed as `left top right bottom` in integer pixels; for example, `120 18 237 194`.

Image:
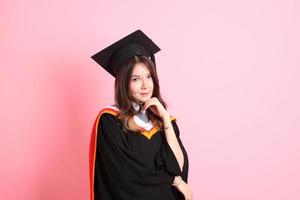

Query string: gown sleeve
156 119 189 182
89 111 176 200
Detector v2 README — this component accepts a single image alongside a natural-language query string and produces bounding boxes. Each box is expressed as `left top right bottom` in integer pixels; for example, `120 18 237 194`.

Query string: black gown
89 107 189 200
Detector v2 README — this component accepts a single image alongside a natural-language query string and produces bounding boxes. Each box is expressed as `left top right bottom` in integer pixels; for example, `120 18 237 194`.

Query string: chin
137 99 148 104
137 97 150 103
133 93 153 104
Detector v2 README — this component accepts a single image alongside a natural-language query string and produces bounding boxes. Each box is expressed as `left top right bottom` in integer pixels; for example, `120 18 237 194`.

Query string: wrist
162 116 172 130
162 113 170 121
172 176 182 187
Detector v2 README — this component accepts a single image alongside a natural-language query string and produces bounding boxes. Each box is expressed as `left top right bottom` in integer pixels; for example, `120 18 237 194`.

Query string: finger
142 98 154 108
142 102 151 112
143 101 156 112
142 100 152 110
143 99 158 111
142 100 150 111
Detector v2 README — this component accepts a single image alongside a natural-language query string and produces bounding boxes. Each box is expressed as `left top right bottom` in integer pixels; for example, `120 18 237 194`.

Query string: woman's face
129 62 154 104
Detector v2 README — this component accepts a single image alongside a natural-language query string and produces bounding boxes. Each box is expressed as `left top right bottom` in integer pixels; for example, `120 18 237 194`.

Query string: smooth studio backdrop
1 0 299 199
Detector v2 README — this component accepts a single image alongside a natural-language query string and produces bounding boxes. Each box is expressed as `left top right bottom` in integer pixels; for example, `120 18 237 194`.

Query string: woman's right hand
174 180 193 200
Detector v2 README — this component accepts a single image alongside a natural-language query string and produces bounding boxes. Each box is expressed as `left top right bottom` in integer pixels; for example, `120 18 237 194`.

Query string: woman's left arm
162 114 184 172
142 97 185 172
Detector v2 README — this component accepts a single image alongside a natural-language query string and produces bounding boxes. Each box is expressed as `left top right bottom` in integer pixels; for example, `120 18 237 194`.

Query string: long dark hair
114 55 167 132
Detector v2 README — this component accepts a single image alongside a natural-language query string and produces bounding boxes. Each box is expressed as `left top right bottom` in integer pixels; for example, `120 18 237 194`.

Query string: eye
147 74 152 79
131 77 140 82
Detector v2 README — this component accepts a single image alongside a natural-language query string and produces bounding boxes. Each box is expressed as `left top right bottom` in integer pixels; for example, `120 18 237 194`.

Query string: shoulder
97 105 120 118
93 105 124 134
94 105 121 124
99 105 120 116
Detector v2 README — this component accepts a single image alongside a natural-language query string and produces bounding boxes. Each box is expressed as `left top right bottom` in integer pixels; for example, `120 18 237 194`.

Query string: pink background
1 0 300 199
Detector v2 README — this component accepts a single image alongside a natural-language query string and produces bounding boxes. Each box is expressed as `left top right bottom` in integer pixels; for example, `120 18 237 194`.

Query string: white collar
131 101 142 112
131 101 147 114
131 102 153 131
133 115 153 131
106 103 154 131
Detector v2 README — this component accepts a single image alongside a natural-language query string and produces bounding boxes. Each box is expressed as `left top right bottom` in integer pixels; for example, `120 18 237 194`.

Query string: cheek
129 82 139 95
149 80 154 90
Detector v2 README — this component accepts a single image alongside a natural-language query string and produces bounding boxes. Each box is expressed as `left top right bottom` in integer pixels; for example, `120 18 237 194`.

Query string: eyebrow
131 73 151 78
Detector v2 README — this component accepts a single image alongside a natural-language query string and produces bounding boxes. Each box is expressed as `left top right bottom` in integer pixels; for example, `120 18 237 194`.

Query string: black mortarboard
91 30 161 77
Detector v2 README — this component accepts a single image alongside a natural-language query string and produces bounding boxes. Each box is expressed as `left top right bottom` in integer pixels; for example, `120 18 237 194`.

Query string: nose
141 77 148 89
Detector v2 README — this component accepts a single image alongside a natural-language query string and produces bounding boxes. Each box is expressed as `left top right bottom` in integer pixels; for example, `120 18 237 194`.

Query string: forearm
162 115 184 172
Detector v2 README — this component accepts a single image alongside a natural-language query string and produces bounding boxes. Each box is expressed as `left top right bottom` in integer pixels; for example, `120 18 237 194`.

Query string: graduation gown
89 106 189 200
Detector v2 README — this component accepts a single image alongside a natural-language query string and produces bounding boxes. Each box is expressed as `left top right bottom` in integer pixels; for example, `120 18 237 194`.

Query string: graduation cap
91 30 161 77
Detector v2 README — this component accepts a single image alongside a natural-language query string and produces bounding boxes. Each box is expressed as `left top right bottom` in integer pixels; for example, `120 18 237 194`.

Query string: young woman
89 30 192 200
